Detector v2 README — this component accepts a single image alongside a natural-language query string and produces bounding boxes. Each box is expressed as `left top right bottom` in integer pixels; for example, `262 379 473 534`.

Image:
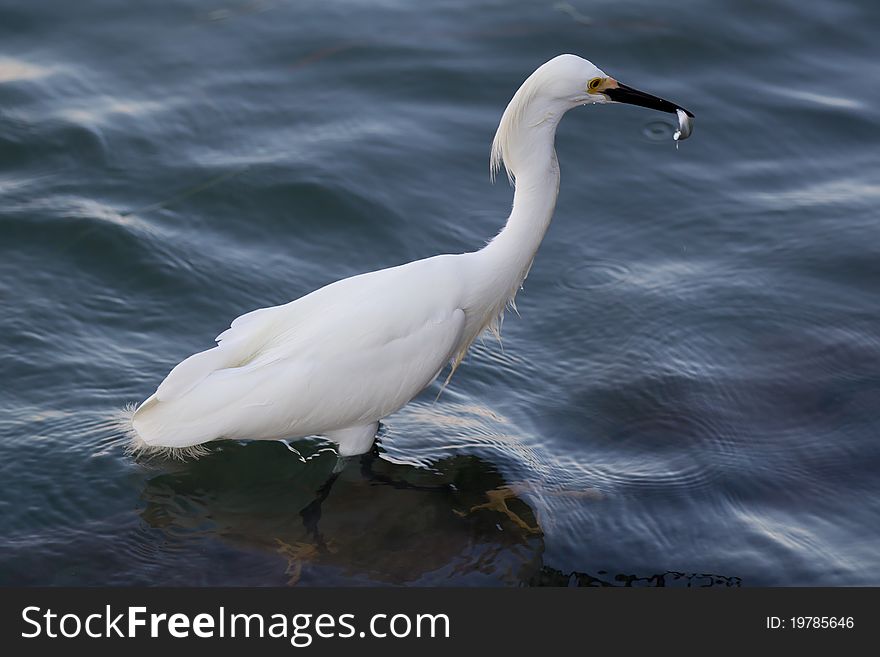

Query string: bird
128 54 693 460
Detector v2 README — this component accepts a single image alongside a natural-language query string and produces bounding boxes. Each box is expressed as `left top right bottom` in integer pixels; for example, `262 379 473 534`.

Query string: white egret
129 54 693 459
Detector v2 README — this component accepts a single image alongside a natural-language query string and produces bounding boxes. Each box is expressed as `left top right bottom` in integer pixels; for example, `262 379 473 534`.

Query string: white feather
129 54 682 458
133 255 471 452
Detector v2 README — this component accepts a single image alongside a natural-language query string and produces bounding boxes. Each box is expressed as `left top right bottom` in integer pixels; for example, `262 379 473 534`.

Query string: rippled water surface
2 0 879 586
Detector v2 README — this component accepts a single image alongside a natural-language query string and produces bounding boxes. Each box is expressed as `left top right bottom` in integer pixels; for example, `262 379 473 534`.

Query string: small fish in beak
602 80 694 143
673 109 693 141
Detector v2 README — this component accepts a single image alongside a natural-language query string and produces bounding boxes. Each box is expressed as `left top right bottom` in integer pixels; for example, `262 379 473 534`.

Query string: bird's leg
357 442 381 477
331 456 351 474
324 422 380 457
458 485 542 535
299 471 341 549
275 539 321 586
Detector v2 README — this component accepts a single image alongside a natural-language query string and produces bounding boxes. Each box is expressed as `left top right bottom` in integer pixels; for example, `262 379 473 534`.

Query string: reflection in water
139 440 740 586
140 440 544 585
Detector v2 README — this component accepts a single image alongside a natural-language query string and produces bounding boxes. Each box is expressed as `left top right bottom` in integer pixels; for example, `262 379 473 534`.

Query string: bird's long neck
478 113 563 298
449 97 567 362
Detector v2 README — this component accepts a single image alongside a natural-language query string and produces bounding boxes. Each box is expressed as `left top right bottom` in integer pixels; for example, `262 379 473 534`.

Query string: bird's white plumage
133 254 471 450
130 54 686 457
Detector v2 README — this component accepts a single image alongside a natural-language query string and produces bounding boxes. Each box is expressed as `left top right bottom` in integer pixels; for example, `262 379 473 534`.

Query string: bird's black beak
603 82 694 118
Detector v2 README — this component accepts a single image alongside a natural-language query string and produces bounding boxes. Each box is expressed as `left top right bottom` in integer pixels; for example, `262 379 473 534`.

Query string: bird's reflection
139 439 741 586
139 440 545 585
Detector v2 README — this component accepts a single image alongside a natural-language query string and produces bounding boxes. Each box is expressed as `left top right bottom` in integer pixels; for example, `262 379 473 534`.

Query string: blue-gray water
2 0 879 586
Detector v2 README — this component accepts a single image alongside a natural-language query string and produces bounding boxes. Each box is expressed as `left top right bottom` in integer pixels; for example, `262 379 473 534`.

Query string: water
1 0 879 586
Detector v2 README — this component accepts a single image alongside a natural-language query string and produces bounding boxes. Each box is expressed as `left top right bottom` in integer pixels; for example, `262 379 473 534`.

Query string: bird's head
491 54 694 181
529 54 693 118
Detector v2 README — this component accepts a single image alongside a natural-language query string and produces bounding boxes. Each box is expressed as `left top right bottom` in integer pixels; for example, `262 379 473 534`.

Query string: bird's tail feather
119 401 211 461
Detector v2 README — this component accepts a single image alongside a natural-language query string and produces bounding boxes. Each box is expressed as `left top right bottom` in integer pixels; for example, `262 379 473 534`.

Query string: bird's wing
152 254 467 405
155 303 289 402
199 304 467 432
133 255 471 448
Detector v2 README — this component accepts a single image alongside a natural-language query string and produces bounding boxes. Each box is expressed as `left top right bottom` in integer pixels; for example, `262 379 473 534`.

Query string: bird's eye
587 77 603 92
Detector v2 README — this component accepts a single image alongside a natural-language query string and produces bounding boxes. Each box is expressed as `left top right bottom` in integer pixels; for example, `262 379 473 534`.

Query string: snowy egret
129 54 693 459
